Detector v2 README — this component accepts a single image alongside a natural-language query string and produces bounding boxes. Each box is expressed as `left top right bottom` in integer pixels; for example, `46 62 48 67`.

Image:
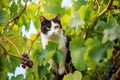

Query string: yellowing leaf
27 3 38 20
30 33 36 40
12 24 18 31
63 71 82 80
79 5 87 21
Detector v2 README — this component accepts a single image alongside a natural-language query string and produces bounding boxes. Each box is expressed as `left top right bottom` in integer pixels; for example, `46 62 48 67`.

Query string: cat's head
40 14 62 37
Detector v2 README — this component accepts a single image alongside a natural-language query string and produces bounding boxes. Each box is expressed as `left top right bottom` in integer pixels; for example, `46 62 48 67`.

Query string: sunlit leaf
45 50 55 63
12 24 19 31
63 71 82 80
0 10 8 25
84 39 109 68
0 0 10 7
102 22 120 44
79 5 87 21
68 11 82 28
10 1 18 16
70 37 86 70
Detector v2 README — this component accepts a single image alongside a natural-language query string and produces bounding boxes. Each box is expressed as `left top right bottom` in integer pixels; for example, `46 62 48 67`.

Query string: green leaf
0 0 10 7
84 39 108 68
10 1 18 16
43 4 60 15
70 37 84 48
26 68 36 80
68 11 82 28
0 71 7 80
71 47 87 71
22 13 31 31
94 20 106 31
46 42 58 51
38 66 48 79
107 48 113 60
70 37 86 70
63 71 82 80
26 3 38 20
79 5 87 21
45 50 55 63
32 16 40 29
72 0 86 11
11 74 24 80
39 49 48 64
43 0 62 15
53 50 64 63
102 22 120 44
85 38 94 46
0 10 8 25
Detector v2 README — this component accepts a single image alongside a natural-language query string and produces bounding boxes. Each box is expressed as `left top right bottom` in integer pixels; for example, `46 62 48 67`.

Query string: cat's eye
55 26 59 29
46 27 50 30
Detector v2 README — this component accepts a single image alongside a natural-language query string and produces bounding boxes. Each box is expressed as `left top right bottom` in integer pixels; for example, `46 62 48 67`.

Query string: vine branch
2 0 28 35
0 41 32 62
26 31 41 54
85 0 113 39
114 50 120 76
116 68 120 75
3 36 21 55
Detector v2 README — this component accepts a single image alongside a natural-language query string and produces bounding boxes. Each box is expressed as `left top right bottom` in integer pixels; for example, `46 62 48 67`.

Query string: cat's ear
55 14 61 21
40 16 46 22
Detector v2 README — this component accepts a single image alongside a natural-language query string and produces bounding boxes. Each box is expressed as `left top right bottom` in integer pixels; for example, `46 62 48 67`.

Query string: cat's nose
52 32 55 35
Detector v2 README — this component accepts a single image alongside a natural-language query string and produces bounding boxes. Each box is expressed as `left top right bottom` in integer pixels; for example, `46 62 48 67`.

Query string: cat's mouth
48 34 59 39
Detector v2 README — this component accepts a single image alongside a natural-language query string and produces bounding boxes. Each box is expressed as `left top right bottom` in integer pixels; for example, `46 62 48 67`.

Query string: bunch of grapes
21 53 33 69
107 65 118 79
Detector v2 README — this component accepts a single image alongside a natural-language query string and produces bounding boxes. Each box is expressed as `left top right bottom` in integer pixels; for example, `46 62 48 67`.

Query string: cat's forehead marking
51 21 60 27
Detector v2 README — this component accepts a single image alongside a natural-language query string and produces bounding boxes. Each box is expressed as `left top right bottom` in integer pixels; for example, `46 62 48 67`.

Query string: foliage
0 0 120 80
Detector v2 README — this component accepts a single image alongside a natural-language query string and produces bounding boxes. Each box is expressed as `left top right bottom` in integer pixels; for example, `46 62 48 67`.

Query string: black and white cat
40 14 71 75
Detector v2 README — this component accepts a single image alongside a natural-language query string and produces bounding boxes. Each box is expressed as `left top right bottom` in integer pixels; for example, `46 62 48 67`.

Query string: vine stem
85 0 113 39
7 53 31 62
3 36 21 55
26 31 41 55
2 0 28 36
116 68 120 75
0 41 32 62
113 50 120 76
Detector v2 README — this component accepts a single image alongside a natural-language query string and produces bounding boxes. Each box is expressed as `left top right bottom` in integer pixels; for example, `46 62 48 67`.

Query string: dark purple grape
109 65 115 70
108 70 112 74
22 53 28 57
28 61 33 68
107 73 112 78
102 76 107 80
21 60 24 64
22 64 26 69
112 69 117 73
25 61 29 66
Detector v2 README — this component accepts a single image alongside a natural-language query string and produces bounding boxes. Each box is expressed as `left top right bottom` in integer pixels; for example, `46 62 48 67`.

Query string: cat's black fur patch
65 36 71 63
41 19 51 34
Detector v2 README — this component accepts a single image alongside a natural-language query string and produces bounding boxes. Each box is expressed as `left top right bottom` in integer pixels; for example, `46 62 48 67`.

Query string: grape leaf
63 71 82 80
0 10 8 25
84 39 108 68
70 37 86 71
102 22 120 44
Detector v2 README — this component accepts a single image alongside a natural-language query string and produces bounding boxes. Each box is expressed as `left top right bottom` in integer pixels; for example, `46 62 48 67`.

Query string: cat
40 14 71 75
